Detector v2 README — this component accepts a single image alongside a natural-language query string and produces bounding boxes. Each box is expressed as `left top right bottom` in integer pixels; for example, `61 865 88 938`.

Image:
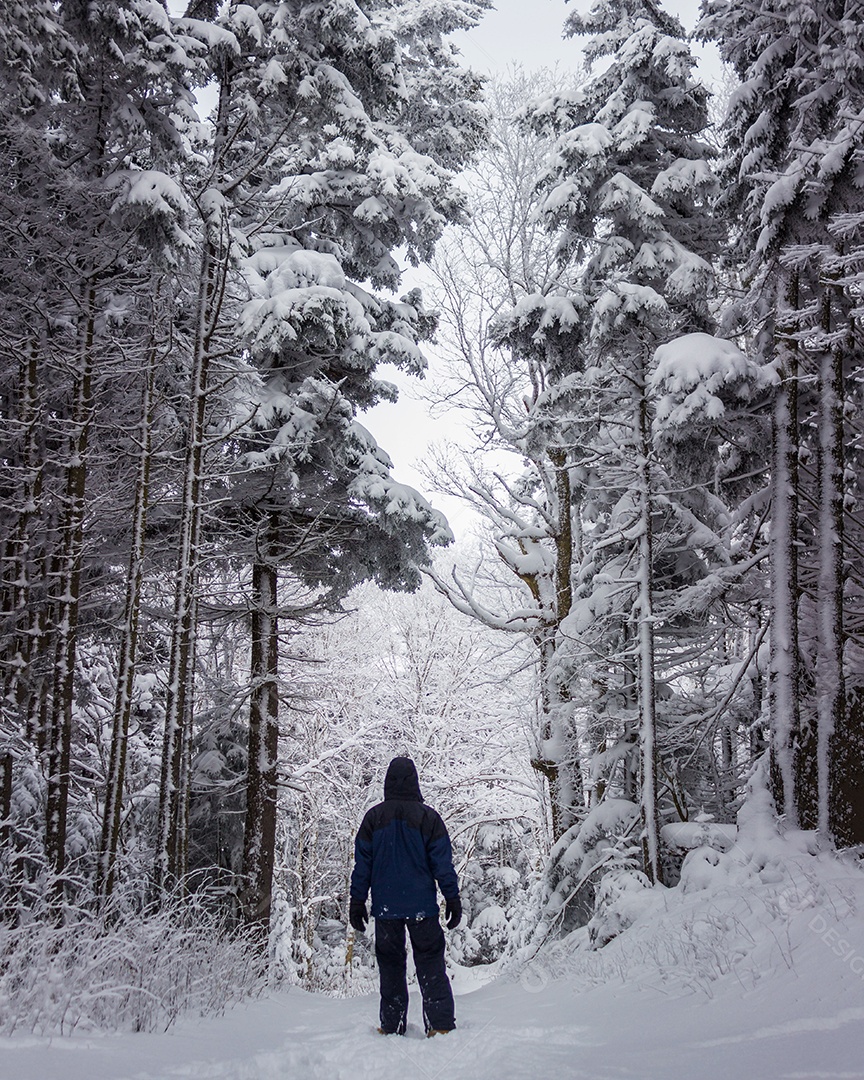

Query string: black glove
349 898 368 933
445 896 462 930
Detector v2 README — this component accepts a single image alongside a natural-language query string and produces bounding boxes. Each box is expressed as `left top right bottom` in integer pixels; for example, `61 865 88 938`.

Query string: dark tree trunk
44 289 95 881
530 446 583 842
242 516 280 938
1 343 43 851
1 753 11 848
768 271 801 825
637 386 662 885
155 237 223 894
815 329 845 840
830 686 864 847
98 342 157 905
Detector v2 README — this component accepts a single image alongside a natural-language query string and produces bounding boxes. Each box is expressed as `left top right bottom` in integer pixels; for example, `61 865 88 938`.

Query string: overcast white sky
363 0 722 539
452 0 713 76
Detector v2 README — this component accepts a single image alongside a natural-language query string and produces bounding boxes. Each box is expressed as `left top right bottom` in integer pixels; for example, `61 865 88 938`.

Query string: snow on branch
423 566 542 633
650 332 777 432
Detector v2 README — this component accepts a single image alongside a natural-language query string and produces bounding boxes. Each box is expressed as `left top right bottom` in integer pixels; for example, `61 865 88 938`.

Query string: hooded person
349 757 462 1036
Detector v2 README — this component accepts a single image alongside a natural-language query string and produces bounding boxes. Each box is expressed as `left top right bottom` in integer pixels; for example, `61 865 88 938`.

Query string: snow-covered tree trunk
241 516 280 937
530 448 584 841
99 334 158 904
551 448 574 624
700 0 864 837
749 604 768 760
0 753 10 849
831 688 864 847
768 277 801 827
637 388 663 884
532 640 578 843
816 336 845 841
45 285 96 881
155 231 226 892
1 341 44 824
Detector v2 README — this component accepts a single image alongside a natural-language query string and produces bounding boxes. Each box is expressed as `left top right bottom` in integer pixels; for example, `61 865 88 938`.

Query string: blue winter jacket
350 757 459 919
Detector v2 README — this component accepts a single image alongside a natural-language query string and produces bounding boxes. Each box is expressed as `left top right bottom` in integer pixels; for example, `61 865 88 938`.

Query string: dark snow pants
375 916 455 1034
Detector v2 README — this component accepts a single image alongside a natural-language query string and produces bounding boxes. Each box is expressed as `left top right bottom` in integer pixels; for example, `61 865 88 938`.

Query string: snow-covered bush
269 894 377 997
462 903 510 963
587 867 652 949
316 922 378 998
515 822 857 1004
535 799 642 942
450 821 541 966
0 904 264 1035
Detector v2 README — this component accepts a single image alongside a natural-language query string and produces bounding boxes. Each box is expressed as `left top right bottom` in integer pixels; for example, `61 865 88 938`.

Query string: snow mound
525 774 864 1019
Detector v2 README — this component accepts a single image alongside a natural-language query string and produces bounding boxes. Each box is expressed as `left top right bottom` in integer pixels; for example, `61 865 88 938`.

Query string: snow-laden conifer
148 0 488 927
0 0 202 896
523 0 725 884
700 0 864 843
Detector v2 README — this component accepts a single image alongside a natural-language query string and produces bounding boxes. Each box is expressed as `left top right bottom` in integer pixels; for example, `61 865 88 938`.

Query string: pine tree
0 0 199 896
525 0 721 882
147 0 487 926
700 0 864 842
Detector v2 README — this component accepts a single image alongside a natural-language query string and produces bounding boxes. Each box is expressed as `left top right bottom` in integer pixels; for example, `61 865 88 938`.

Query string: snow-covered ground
2 943 861 1080
4 789 863 1080
4 847 864 1080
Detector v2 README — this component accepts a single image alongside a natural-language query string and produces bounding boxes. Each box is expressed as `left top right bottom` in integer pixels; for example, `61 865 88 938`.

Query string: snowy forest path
3 969 863 1080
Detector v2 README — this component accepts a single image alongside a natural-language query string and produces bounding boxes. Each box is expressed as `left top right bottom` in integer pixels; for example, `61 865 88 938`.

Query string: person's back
349 757 462 1036
352 757 458 919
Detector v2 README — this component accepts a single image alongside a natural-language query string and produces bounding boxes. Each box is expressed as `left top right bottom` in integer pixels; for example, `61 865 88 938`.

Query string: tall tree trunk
1 753 11 849
621 621 639 801
45 287 96 881
530 447 583 841
155 50 234 896
721 719 735 813
531 633 566 842
831 686 864 847
816 329 844 840
637 387 663 885
829 312 862 847
1 342 43 848
98 339 157 904
550 447 573 624
749 603 767 761
242 515 280 938
155 239 221 893
768 271 801 827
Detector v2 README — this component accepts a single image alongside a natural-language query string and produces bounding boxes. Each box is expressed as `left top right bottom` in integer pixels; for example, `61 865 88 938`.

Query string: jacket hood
384 757 423 802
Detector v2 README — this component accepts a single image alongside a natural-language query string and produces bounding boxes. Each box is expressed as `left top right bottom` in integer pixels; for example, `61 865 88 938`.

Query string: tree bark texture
529 447 583 842
637 390 663 885
1 342 44 835
830 686 864 847
768 272 801 827
98 344 156 904
242 520 280 938
155 237 223 893
815 338 845 840
44 288 95 880
1 752 11 848
549 447 573 624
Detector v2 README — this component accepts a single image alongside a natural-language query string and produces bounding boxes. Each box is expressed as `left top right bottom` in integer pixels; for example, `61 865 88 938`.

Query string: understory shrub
0 904 265 1035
